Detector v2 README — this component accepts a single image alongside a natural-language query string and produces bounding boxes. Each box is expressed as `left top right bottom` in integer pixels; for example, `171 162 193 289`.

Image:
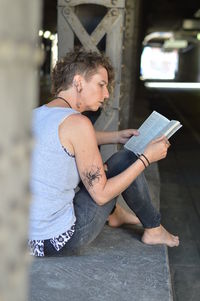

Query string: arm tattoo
83 166 102 189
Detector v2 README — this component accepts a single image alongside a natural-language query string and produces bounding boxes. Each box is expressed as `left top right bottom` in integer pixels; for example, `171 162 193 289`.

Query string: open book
124 111 182 154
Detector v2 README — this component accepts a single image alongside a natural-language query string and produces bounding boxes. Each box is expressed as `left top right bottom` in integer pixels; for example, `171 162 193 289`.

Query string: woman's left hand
117 129 139 144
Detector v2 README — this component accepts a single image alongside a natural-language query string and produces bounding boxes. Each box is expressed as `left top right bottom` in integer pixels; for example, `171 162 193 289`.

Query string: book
124 111 182 154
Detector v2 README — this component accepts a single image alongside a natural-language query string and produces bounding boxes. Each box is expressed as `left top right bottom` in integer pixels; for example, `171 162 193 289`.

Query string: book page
156 120 182 139
125 111 170 154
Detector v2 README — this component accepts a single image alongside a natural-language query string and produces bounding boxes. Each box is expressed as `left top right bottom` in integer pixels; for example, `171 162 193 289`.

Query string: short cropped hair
51 49 114 96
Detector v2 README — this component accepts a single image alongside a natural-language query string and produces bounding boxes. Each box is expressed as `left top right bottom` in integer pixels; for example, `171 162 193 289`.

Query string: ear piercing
76 101 81 108
73 81 82 93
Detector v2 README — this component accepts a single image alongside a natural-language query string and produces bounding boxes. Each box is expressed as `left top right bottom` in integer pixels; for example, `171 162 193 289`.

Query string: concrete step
29 225 172 301
29 162 173 301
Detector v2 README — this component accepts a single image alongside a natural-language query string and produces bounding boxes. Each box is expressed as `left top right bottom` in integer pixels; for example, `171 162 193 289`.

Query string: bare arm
95 131 118 145
95 129 139 145
60 114 169 206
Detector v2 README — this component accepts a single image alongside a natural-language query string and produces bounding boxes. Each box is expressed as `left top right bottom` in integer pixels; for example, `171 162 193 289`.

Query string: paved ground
131 86 200 301
144 89 200 301
160 143 200 301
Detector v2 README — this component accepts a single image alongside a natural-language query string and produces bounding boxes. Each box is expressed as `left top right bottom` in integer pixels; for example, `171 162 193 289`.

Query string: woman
29 50 179 257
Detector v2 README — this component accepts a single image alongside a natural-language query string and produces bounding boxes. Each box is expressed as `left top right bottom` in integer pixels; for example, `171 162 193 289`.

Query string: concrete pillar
0 1 42 300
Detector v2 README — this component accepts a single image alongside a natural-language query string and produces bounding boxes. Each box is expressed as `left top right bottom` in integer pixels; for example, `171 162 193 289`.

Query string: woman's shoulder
59 113 96 151
59 113 95 141
62 113 93 129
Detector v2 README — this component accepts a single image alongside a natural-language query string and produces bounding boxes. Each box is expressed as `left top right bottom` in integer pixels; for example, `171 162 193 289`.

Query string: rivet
111 9 118 16
63 7 70 15
111 0 117 5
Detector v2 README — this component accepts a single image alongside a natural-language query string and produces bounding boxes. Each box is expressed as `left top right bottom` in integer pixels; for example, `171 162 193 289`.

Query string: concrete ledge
29 162 173 301
29 225 172 301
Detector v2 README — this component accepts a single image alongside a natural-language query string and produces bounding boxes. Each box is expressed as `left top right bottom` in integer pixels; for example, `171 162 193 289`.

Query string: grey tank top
29 105 80 240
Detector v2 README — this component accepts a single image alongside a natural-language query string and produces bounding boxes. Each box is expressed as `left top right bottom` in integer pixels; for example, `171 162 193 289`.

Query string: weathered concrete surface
29 225 172 301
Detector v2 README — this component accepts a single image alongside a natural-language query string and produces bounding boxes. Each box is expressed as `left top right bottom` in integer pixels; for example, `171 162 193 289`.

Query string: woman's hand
117 129 139 144
143 135 171 163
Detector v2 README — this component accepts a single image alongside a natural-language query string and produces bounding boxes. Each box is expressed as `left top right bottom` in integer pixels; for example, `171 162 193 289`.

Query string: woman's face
80 66 110 111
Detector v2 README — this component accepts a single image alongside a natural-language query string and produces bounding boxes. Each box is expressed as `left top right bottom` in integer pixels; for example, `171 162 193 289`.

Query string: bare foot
142 225 179 247
108 204 141 228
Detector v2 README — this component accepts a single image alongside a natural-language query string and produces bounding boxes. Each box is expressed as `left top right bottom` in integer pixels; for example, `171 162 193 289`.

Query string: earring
76 101 81 109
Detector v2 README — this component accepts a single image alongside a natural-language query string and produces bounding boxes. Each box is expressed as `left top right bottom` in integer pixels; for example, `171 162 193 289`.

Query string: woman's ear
73 75 83 92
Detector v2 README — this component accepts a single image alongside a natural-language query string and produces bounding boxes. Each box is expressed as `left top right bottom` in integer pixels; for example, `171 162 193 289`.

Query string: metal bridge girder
57 0 125 160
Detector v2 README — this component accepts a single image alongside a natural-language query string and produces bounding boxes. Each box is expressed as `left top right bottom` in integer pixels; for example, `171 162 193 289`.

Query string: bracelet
138 156 147 168
140 153 150 166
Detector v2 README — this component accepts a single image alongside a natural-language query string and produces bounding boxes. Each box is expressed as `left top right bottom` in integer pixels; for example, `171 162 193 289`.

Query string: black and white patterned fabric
28 224 75 257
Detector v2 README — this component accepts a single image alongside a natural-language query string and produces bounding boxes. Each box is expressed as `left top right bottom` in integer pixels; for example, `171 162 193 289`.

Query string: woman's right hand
143 135 171 163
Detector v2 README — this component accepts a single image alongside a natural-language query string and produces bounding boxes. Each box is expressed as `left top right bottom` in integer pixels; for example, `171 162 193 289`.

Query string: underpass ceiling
42 0 200 36
143 0 200 32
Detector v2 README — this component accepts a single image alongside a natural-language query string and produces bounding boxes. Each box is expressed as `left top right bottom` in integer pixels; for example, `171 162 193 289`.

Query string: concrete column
0 1 42 300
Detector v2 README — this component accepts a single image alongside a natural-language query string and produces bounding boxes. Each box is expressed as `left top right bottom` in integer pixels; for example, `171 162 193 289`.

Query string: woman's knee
74 187 116 229
105 149 138 177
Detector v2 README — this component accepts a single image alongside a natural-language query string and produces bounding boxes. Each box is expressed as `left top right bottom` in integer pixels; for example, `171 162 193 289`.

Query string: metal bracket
62 6 121 53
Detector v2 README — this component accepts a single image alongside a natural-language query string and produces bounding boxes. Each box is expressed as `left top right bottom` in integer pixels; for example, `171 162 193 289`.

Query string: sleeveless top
29 105 80 248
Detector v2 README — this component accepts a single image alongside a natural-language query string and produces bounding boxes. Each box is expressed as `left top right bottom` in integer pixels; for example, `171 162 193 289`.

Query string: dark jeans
44 149 161 256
